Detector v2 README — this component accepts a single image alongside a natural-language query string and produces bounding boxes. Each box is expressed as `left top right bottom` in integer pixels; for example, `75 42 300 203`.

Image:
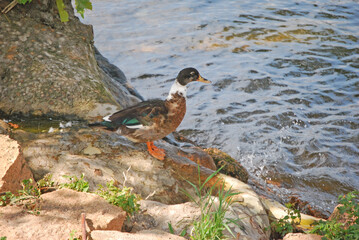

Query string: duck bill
197 75 211 83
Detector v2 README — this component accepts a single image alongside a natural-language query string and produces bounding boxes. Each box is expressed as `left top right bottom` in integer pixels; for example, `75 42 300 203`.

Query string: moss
204 148 249 183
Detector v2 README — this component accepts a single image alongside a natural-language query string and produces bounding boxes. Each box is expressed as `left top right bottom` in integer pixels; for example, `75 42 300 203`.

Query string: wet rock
177 147 217 171
0 188 126 239
0 0 139 120
205 148 249 183
0 134 35 193
283 233 322 240
91 229 186 240
289 195 328 219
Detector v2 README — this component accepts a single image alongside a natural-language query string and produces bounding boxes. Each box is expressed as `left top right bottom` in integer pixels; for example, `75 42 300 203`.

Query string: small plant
168 222 187 237
96 181 140 216
37 173 55 191
0 179 41 215
68 230 80 240
310 190 359 240
269 202 302 238
182 166 240 240
1 236 7 240
3 0 92 22
60 173 90 192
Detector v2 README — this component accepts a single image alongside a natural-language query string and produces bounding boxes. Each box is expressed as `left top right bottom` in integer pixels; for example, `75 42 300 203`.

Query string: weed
60 174 89 192
0 179 41 215
168 222 187 237
96 181 140 216
68 230 80 240
269 202 301 238
182 166 240 240
1 237 7 240
37 173 55 190
310 190 359 240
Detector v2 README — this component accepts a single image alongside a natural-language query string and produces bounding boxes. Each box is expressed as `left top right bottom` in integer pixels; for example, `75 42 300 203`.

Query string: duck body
96 68 210 160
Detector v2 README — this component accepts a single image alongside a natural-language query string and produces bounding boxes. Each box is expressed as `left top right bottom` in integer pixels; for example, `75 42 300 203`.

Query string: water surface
80 0 359 215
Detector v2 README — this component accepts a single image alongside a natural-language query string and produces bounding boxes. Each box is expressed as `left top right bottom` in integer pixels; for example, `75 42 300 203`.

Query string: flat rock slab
0 189 126 239
284 233 323 240
91 229 186 240
0 134 35 193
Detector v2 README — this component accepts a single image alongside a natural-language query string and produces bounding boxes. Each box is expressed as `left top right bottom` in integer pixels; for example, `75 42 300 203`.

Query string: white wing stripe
126 124 144 129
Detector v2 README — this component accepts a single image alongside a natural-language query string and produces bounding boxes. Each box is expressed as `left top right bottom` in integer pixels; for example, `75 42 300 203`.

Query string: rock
283 233 322 240
0 0 140 120
177 147 217 171
91 229 186 240
83 144 102 155
19 128 195 204
328 204 357 229
14 127 272 239
138 200 201 235
220 174 271 239
0 120 10 135
0 188 126 239
260 197 324 232
205 148 249 183
0 134 35 193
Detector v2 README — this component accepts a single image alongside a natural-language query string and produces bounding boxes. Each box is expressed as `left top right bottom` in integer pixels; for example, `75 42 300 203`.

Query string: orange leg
146 141 165 160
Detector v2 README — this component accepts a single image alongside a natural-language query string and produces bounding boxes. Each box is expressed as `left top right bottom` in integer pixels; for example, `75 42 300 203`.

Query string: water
79 0 359 215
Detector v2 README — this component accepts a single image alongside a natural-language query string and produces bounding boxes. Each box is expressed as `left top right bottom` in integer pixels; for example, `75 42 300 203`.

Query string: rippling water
80 0 359 215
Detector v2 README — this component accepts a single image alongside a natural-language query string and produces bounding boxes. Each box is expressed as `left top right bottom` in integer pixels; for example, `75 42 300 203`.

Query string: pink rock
91 229 186 240
0 188 126 239
0 134 35 193
283 233 322 240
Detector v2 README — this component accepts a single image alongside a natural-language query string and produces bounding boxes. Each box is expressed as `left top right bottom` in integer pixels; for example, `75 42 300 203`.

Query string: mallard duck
97 68 210 160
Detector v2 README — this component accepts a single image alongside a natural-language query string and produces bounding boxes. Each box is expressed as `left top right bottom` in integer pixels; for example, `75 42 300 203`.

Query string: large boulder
0 134 35 194
0 0 139 120
12 127 271 239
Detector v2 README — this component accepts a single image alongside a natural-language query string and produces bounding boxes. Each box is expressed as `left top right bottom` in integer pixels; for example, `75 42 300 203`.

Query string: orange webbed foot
146 141 165 160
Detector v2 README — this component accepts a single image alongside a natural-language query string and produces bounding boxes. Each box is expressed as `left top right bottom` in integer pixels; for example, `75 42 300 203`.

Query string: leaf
168 222 174 234
56 0 69 22
17 0 32 4
75 0 92 18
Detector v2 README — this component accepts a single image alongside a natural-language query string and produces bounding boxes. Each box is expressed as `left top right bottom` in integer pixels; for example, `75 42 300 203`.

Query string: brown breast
165 92 186 131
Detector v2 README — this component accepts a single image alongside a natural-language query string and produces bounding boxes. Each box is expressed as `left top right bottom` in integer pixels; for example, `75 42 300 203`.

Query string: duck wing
106 99 168 130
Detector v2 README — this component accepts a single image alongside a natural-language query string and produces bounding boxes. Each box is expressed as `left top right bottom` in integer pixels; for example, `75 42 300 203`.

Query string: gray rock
14 126 272 239
0 0 140 120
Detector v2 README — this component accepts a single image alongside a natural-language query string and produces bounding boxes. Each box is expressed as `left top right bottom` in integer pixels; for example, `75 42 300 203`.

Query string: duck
93 68 210 160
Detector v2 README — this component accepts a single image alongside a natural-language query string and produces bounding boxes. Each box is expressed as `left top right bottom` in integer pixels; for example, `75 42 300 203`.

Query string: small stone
83 144 102 155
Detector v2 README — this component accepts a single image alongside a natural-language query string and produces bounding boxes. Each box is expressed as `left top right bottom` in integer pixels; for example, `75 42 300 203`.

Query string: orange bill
197 75 211 83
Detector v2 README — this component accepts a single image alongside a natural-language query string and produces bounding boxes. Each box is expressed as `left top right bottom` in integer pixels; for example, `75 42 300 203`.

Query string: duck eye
190 71 195 75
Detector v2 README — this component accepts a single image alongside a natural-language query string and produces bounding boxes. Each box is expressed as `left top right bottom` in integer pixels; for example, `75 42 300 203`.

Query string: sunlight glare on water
79 0 359 215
